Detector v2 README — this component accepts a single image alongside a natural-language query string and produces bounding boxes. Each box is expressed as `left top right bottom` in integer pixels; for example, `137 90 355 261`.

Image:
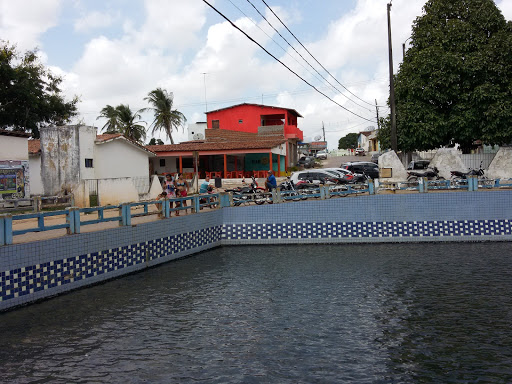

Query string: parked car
341 161 379 179
407 160 430 170
315 150 328 160
290 170 342 185
322 168 355 183
355 148 366 156
297 156 316 168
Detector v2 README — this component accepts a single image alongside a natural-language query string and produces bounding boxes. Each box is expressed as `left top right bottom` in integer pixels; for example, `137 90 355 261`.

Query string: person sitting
199 176 215 208
265 170 277 191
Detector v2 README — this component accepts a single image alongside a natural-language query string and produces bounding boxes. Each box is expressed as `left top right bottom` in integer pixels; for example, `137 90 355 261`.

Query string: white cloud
74 11 116 33
0 0 62 51
497 0 512 20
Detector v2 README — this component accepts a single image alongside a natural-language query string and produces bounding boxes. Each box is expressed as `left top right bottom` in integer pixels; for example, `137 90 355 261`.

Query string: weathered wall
378 150 408 181
0 136 28 161
28 155 43 195
98 178 139 206
487 147 512 180
94 139 151 179
78 126 97 180
40 126 81 196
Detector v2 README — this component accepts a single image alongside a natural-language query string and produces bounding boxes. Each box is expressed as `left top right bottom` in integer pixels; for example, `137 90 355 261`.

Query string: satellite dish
193 133 204 140
314 135 322 141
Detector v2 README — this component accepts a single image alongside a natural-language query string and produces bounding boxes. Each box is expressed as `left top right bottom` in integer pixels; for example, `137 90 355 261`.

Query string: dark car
341 161 380 179
298 156 315 168
407 160 430 170
371 153 381 164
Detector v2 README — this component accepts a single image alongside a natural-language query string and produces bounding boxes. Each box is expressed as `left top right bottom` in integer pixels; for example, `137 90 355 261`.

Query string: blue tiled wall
1 191 511 311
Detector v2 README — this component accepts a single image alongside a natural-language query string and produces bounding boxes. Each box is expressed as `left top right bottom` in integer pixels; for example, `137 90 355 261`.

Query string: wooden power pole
387 2 397 152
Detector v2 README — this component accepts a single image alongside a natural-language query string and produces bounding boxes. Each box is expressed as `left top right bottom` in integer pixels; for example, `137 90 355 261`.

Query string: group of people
156 171 277 216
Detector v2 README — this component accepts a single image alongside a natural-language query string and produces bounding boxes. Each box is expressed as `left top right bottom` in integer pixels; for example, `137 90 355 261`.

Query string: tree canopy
0 42 79 138
97 104 146 143
143 88 187 145
338 132 358 149
379 0 512 152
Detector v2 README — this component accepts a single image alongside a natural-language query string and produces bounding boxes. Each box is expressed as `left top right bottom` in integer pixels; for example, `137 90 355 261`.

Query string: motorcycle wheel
254 190 266 205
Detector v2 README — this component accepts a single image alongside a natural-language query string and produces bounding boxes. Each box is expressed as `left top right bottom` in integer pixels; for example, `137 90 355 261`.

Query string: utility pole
387 2 397 152
201 72 208 115
375 99 380 130
322 121 326 142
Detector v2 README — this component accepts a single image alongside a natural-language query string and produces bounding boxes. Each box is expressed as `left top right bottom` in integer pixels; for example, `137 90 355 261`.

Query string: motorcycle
450 161 484 182
407 167 444 185
278 177 304 201
225 176 266 206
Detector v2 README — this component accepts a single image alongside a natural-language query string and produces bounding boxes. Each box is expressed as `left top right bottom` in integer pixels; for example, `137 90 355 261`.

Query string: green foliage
384 0 512 151
0 42 78 138
97 104 146 143
143 88 187 145
338 132 358 149
148 137 164 145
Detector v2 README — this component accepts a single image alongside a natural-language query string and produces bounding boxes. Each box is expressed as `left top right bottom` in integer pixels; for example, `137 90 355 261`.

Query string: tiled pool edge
2 191 511 311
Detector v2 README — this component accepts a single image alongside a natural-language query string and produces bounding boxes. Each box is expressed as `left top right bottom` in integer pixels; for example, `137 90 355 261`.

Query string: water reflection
1 243 511 383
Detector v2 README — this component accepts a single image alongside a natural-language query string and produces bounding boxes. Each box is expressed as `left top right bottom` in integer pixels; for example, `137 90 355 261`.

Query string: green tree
97 105 120 133
115 104 146 143
143 88 186 144
0 42 78 138
148 137 164 145
383 0 512 152
338 132 358 149
96 104 146 142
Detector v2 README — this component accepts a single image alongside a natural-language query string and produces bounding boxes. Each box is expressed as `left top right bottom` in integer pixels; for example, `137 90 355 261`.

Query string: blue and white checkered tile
222 219 511 241
0 225 222 303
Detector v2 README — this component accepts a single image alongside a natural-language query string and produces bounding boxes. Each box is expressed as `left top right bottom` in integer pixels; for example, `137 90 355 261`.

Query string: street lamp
402 36 412 59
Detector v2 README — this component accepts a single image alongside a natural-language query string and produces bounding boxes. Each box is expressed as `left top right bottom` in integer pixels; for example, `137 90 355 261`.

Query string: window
238 119 243 124
85 158 93 168
212 120 220 129
159 158 166 167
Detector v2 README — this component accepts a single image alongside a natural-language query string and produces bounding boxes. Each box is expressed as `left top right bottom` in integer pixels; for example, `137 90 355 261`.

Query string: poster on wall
0 165 27 199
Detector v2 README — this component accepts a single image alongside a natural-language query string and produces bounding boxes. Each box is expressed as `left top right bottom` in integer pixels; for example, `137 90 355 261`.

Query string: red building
206 103 303 169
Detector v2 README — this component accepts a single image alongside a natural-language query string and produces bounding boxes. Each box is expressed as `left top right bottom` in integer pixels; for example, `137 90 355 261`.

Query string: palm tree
97 105 120 133
144 88 186 144
115 104 146 143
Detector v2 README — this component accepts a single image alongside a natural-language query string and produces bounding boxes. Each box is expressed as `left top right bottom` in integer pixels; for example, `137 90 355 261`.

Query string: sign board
380 168 392 178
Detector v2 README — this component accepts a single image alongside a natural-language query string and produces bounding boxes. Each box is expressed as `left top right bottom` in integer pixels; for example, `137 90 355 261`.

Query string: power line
201 0 376 123
260 0 386 108
245 0 373 113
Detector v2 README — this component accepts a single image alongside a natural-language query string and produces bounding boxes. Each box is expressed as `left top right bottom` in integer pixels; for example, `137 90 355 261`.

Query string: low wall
1 190 511 311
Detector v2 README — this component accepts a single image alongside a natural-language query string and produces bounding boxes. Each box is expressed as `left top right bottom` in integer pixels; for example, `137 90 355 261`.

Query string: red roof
0 129 31 138
28 140 41 154
147 139 286 153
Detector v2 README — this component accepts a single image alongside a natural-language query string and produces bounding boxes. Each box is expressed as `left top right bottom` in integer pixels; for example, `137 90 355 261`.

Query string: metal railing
0 195 74 213
2 178 512 245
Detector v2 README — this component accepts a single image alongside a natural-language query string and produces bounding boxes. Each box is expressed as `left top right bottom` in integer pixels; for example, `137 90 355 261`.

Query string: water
1 243 511 383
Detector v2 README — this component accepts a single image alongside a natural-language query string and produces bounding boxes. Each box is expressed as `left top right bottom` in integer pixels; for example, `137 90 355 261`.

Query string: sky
1 0 511 149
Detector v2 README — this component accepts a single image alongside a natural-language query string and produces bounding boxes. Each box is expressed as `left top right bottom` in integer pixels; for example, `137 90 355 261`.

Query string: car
371 153 381 164
297 156 316 168
323 168 357 183
290 170 342 185
407 160 430 170
355 148 366 156
341 161 379 179
315 150 328 160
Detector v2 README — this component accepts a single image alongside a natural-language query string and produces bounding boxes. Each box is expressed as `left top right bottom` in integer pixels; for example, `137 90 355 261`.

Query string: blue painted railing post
368 180 375 195
219 193 231 208
468 176 477 191
320 186 326 199
193 196 201 213
418 177 428 193
0 214 13 245
121 203 131 226
162 199 170 218
74 208 81 234
67 208 75 234
272 188 280 203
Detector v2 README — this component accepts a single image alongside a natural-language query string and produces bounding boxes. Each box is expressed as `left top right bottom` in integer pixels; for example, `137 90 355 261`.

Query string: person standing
162 174 175 210
265 170 277 191
175 173 189 216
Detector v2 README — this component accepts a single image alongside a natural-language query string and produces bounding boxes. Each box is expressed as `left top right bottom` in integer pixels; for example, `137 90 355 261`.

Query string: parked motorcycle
278 177 304 201
407 167 444 184
450 162 484 182
226 176 266 206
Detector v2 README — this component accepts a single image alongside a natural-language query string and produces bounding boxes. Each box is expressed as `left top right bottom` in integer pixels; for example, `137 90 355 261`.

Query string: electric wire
202 0 376 123
245 0 373 113
260 0 386 108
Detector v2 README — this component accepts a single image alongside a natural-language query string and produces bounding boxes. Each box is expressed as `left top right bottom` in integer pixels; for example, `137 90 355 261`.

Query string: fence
417 150 498 170
2 178 512 246
0 195 74 213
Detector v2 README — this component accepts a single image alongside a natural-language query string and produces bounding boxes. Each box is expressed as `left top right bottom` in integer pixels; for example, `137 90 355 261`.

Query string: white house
30 125 157 207
0 130 31 200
